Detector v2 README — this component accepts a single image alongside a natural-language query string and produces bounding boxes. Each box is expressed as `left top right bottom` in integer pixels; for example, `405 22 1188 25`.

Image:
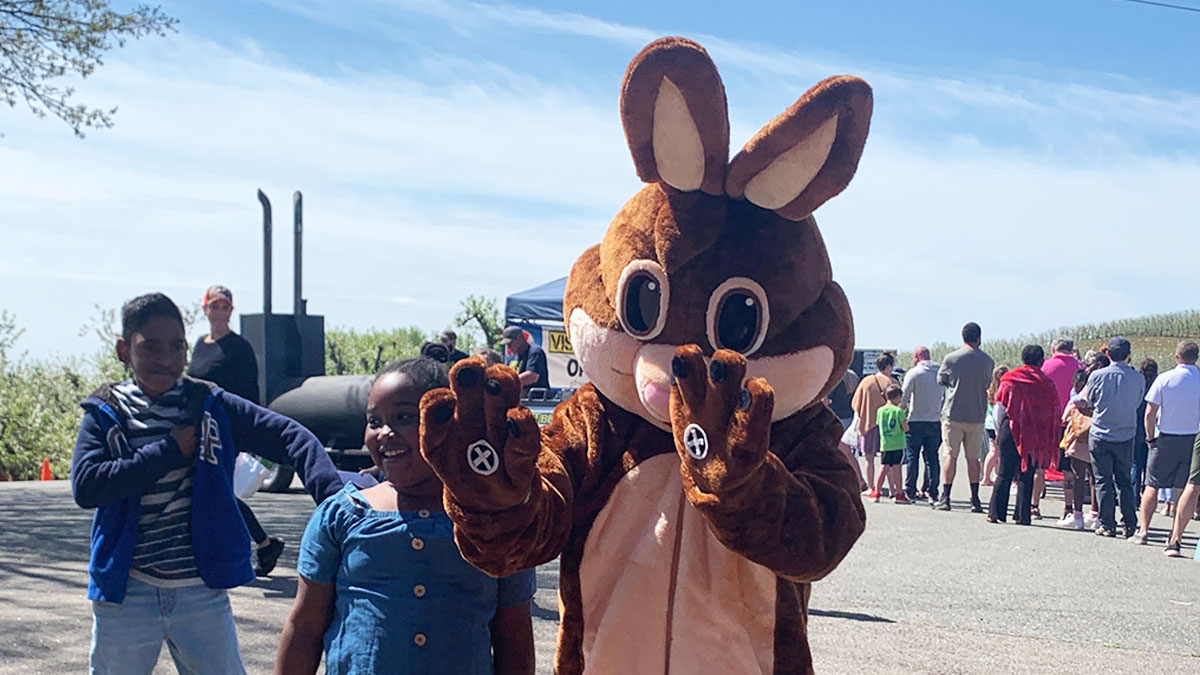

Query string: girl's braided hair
375 356 449 392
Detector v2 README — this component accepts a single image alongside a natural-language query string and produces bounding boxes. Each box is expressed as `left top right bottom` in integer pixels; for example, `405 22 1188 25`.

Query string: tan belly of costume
578 453 777 674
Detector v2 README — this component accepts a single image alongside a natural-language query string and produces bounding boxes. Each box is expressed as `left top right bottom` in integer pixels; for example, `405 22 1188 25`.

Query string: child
71 293 343 674
1059 369 1095 530
870 385 911 504
275 356 536 674
981 365 1009 486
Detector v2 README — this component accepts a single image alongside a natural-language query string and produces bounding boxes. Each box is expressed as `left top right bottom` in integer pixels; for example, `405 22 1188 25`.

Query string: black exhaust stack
242 189 325 404
258 189 272 316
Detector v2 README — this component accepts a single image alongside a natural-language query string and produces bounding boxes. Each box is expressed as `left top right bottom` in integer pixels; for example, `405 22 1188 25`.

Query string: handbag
233 453 271 499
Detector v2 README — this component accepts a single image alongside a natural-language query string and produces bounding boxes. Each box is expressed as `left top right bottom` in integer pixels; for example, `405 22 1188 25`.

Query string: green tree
1 0 177 137
455 295 503 351
325 326 430 375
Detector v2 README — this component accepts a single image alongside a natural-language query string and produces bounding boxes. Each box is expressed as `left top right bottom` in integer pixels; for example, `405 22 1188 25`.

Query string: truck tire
259 464 295 493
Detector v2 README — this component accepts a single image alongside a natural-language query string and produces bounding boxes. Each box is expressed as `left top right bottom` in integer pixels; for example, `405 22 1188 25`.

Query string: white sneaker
1083 512 1100 530
1058 513 1084 530
1127 531 1149 545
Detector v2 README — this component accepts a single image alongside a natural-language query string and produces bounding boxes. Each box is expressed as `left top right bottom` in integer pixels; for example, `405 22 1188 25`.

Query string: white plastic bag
233 453 270 499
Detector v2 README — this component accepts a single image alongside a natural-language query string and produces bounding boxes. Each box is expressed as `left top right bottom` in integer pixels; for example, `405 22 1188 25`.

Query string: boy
71 293 343 674
871 384 911 503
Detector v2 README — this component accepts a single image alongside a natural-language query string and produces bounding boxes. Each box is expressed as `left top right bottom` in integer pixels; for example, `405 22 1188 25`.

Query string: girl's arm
490 601 535 675
274 576 335 675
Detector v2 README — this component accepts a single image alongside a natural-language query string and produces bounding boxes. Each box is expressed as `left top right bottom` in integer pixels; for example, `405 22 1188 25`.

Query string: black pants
237 497 267 544
1069 457 1093 513
905 421 941 498
1090 436 1138 533
989 424 1034 524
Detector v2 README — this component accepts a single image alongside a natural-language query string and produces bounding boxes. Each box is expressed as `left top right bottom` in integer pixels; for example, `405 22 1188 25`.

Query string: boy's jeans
904 421 941 498
91 577 245 675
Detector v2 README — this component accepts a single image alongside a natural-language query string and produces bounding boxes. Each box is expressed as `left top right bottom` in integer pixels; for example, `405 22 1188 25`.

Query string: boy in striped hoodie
71 293 342 674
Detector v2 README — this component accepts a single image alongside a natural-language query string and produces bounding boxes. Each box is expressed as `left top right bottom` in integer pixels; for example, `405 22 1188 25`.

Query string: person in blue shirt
71 293 343 675
275 356 536 675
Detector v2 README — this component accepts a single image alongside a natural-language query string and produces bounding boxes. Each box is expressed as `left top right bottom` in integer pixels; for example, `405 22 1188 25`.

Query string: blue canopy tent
503 278 585 404
505 277 566 324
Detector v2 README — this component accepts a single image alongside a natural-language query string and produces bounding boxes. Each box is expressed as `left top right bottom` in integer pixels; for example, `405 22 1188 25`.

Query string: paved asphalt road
2 480 1198 674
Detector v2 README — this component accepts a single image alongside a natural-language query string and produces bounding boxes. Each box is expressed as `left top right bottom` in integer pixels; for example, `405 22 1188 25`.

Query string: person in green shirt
871 385 911 504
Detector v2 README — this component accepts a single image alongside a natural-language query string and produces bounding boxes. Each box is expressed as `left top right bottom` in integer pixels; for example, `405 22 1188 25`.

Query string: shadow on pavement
809 608 896 623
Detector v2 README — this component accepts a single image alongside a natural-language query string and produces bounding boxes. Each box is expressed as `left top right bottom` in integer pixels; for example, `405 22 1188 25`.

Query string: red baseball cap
203 285 233 307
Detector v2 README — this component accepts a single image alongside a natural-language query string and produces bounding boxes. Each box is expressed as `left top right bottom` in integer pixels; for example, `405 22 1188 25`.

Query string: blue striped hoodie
71 377 343 603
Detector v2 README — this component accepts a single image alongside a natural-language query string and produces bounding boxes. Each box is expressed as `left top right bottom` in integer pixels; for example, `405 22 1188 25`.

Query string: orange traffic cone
40 458 52 481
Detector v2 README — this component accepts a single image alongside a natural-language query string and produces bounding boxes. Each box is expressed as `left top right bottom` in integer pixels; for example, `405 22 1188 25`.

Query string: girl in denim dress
275 357 536 674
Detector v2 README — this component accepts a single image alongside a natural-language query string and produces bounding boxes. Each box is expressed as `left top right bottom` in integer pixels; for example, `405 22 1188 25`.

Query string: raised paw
419 357 541 511
670 345 775 494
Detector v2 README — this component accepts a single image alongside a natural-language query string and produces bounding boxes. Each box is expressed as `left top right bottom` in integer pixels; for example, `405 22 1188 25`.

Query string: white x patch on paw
683 423 709 460
467 440 499 476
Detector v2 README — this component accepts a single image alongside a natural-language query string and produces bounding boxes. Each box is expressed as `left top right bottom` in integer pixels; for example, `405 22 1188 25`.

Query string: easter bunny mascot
419 37 871 674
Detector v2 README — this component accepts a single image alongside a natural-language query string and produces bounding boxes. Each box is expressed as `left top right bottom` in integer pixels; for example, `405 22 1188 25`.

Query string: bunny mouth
638 381 671 422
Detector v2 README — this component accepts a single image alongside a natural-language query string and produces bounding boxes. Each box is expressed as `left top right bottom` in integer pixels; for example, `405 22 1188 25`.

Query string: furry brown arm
441 385 603 577
682 404 866 582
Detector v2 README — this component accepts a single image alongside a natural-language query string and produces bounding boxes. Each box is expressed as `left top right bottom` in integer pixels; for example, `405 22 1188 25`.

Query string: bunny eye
706 278 770 356
616 260 669 340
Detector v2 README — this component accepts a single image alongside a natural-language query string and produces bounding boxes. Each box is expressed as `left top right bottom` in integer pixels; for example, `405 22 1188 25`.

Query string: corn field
928 310 1200 368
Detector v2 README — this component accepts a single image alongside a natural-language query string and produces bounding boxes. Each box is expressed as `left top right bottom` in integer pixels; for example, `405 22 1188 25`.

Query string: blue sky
3 0 1199 359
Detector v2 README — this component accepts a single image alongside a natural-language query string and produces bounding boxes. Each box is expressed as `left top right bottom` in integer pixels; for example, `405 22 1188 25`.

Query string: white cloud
3 2 1198 363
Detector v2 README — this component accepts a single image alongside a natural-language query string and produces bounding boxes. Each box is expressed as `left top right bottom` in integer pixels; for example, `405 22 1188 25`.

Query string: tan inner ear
743 114 839 210
652 77 705 192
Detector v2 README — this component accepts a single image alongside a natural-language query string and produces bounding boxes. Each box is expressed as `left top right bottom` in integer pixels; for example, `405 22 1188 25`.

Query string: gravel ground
1 480 1197 674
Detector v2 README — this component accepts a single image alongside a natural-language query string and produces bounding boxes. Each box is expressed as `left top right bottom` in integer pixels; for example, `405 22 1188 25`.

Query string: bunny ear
726 76 872 221
620 37 729 195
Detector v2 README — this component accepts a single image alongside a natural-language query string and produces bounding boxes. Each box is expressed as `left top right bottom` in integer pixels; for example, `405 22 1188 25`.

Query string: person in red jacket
988 345 1061 525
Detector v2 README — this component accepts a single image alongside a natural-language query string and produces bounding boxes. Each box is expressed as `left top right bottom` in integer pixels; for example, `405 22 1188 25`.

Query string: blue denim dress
298 483 536 674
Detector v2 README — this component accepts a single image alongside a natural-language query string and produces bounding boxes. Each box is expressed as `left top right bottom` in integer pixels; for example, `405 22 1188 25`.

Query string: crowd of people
832 322 1200 558
67 287 1197 674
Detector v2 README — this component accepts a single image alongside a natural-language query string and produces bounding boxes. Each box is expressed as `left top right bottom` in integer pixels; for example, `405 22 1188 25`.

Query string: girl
275 357 536 674
1059 369 1094 530
981 365 1008 486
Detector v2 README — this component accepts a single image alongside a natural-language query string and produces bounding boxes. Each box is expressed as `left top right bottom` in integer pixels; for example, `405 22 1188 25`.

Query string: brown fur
420 36 872 674
621 37 729 195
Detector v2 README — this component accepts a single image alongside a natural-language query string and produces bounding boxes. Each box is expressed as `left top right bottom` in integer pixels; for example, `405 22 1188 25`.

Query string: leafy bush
0 311 97 480
323 295 501 375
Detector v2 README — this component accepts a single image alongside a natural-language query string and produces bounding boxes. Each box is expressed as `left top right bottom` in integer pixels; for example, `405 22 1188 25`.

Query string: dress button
413 633 427 647
418 509 430 518
413 584 426 598
411 537 424 550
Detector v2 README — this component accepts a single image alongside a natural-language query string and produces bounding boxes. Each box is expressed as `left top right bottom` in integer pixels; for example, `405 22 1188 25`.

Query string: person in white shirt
1129 341 1200 545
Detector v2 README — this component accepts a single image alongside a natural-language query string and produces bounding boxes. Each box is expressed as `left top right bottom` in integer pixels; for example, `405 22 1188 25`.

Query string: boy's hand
170 426 197 458
419 358 542 512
